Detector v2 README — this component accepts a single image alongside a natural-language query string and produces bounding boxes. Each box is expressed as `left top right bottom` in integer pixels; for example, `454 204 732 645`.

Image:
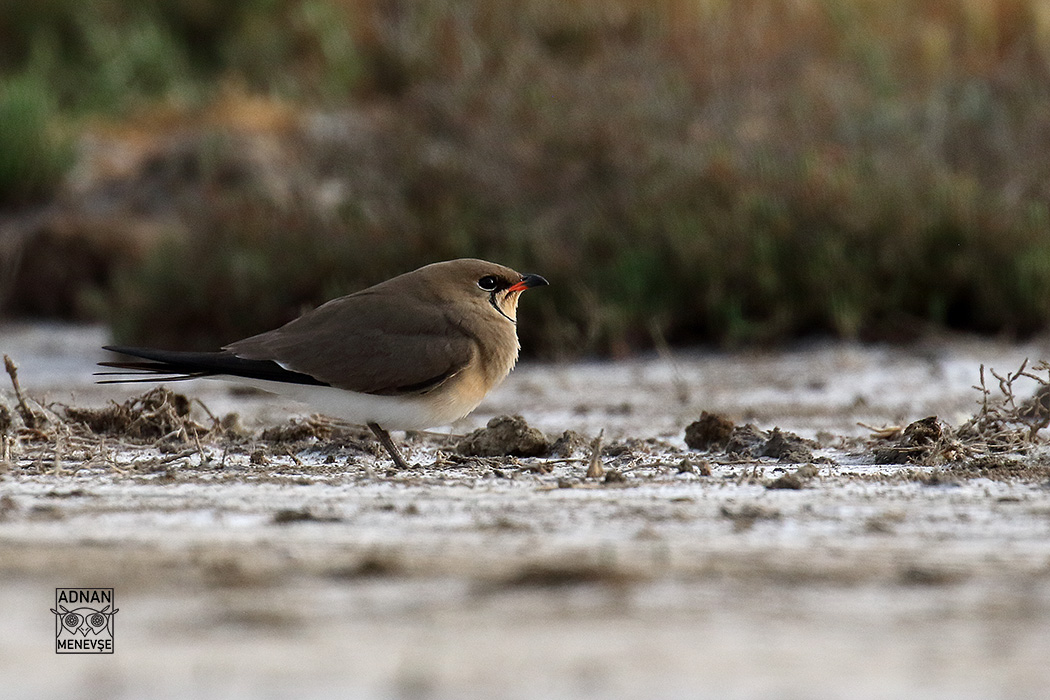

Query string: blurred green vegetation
5 0 1050 355
0 0 368 112
0 73 73 204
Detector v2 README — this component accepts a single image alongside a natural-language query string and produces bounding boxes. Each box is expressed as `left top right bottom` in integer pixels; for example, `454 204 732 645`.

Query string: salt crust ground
2 323 1050 699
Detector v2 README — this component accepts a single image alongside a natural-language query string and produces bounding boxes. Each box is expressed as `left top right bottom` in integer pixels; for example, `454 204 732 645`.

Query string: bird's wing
225 290 477 396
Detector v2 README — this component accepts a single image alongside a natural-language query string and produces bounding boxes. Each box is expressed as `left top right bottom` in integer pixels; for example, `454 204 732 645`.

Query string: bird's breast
417 327 517 420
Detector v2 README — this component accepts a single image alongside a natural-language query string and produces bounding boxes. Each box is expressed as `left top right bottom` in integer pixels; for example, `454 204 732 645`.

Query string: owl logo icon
52 588 117 654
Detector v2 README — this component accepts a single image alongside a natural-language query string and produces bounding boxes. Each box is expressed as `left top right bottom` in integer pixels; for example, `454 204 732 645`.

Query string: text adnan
57 589 112 605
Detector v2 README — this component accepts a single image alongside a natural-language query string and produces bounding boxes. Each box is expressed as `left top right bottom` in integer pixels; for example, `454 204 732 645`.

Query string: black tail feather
98 346 329 386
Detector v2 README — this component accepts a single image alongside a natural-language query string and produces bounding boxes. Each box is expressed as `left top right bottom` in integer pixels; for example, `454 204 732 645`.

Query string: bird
97 258 549 469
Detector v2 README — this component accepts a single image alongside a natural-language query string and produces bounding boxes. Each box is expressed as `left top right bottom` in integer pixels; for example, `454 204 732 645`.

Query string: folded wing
227 290 476 396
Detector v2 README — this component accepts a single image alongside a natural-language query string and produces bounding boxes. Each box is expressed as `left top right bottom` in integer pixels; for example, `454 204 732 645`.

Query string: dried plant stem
52 435 65 476
3 355 39 429
959 358 1050 448
586 429 605 479
649 320 690 405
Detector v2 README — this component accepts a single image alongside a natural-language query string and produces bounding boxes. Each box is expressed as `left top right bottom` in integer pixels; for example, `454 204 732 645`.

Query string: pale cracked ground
2 323 1050 700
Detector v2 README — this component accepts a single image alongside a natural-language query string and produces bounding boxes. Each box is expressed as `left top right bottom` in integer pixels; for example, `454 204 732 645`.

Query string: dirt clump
945 454 1049 481
874 416 964 465
677 458 712 476
325 556 404 580
495 563 633 589
766 472 804 489
271 508 343 524
686 415 815 462
965 454 1023 471
0 495 17 520
259 418 333 443
916 470 960 487
684 411 735 449
550 430 589 457
761 427 815 463
602 441 633 458
725 424 767 457
218 412 249 438
720 503 781 532
764 429 814 460
457 415 550 457
899 565 964 586
62 387 202 441
905 415 944 444
766 464 819 490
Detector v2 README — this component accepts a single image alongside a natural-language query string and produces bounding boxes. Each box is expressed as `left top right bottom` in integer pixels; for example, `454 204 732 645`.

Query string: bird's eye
477 275 500 291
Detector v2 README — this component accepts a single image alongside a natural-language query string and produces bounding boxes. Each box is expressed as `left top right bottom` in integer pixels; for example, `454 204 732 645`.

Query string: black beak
508 274 549 292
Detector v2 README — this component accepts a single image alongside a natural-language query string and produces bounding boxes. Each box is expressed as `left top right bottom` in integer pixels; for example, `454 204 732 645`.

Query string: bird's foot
368 422 416 470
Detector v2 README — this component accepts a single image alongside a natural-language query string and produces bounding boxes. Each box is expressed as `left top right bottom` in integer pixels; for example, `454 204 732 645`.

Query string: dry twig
858 422 903 440
586 430 605 478
957 359 1050 448
4 355 40 429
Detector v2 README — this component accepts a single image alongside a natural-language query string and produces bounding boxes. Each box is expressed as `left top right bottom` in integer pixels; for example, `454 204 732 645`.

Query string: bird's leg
367 422 414 470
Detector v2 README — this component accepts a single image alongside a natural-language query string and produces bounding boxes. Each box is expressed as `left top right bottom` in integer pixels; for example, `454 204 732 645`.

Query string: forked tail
97 346 329 386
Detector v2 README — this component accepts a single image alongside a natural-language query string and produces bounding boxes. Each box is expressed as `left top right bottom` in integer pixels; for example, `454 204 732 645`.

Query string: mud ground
2 324 1050 699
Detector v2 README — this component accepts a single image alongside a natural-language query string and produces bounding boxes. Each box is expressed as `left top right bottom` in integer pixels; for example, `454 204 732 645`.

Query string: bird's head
419 259 548 324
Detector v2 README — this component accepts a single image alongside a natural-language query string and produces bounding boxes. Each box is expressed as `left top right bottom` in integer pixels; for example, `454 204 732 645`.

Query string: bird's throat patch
489 293 516 324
